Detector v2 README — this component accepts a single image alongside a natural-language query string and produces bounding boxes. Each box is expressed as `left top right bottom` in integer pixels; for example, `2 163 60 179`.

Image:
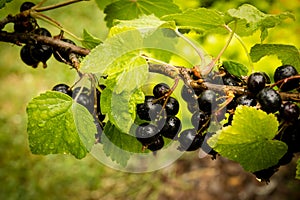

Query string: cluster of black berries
215 64 299 182
17 2 78 68
135 83 181 151
52 83 106 143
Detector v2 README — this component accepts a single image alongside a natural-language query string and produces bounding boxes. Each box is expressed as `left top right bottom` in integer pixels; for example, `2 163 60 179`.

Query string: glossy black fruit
274 65 299 91
30 44 53 65
13 16 36 33
135 123 160 146
247 72 266 94
256 88 282 113
236 95 257 107
20 2 35 11
73 87 94 113
280 121 300 153
222 75 239 86
181 85 196 102
165 97 179 116
20 45 39 67
159 116 181 139
198 90 216 114
191 110 209 130
178 129 203 151
53 38 76 63
136 96 164 121
33 27 52 37
153 83 170 98
147 135 164 151
279 102 299 122
52 83 72 97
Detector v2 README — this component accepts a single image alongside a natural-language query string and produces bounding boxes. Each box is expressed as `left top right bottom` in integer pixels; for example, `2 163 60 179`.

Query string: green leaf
110 14 176 38
80 29 143 74
161 8 227 34
0 0 13 10
104 0 181 27
227 4 294 41
208 106 287 172
250 44 300 72
81 29 102 50
296 158 300 180
95 0 118 10
101 121 144 166
222 60 248 78
26 91 96 159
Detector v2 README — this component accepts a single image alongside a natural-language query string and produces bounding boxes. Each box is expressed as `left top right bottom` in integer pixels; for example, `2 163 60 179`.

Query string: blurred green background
0 0 299 199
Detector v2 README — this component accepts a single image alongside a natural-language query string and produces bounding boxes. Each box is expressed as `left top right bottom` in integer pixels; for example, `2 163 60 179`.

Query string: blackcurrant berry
236 95 257 107
30 44 53 66
261 72 271 84
53 38 77 63
181 85 196 102
73 87 94 113
256 88 282 113
191 110 209 130
247 72 266 94
33 27 52 37
178 129 203 151
147 135 164 151
198 90 216 114
187 101 199 114
159 116 182 139
13 17 36 33
135 123 160 146
274 65 299 91
136 96 164 121
280 121 300 153
279 102 299 122
20 2 35 11
153 83 170 98
164 97 179 116
52 83 72 97
20 44 39 67
222 75 239 86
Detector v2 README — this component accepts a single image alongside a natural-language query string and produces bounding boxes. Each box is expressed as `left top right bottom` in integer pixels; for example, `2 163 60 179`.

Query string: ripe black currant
256 88 282 113
279 102 299 122
236 95 257 107
181 85 196 102
73 87 94 113
20 2 35 11
53 38 77 63
198 90 216 114
52 83 72 97
247 72 266 94
178 129 203 151
159 116 181 139
165 97 179 116
20 45 39 67
191 110 209 130
136 96 164 121
222 75 239 86
30 44 53 67
147 135 164 151
153 83 170 98
274 65 299 91
13 17 36 33
135 123 160 146
279 121 300 153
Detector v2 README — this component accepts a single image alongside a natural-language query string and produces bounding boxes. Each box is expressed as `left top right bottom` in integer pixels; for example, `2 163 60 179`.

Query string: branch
0 30 298 102
0 31 90 56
